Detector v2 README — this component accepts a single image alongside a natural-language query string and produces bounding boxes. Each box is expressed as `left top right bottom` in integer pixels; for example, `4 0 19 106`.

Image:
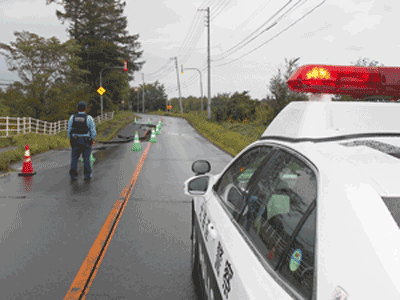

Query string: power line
144 0 219 80
212 0 307 62
213 0 327 68
146 0 233 83
211 0 231 21
228 0 274 37
144 16 202 79
212 0 296 60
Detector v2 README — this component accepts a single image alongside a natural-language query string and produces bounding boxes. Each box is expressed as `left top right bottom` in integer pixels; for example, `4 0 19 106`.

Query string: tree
0 31 90 120
211 93 230 122
135 81 167 112
268 57 308 117
227 91 255 121
254 100 275 126
45 0 143 115
352 57 382 67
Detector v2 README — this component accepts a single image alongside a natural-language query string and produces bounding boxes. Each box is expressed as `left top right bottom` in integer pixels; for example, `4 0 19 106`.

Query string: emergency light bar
287 64 400 98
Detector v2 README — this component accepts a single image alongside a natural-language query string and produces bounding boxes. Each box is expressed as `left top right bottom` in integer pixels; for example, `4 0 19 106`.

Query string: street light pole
142 73 145 113
181 65 203 116
100 66 124 119
137 88 139 112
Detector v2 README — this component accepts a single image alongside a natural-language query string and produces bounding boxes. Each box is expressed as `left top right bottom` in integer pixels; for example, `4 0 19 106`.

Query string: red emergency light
287 64 400 98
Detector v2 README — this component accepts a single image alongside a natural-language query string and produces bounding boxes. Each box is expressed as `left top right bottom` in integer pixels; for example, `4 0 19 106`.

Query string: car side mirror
192 160 211 175
183 175 210 196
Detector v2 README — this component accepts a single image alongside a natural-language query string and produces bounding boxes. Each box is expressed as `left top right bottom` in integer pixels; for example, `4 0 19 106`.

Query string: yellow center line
64 142 152 300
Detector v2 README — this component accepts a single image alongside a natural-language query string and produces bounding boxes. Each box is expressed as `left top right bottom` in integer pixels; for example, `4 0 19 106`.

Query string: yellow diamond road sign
97 86 106 95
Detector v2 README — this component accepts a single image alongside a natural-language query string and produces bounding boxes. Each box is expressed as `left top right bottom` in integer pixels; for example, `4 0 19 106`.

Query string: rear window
381 197 400 228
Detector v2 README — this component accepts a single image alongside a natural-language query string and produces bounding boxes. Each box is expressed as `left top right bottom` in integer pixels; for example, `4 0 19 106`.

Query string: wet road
0 114 232 299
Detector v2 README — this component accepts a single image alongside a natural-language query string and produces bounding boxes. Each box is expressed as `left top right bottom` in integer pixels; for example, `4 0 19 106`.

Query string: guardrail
0 112 114 138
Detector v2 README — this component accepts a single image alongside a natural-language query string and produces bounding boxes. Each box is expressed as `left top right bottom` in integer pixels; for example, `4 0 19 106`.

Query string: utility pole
198 6 211 120
170 57 183 114
142 73 145 113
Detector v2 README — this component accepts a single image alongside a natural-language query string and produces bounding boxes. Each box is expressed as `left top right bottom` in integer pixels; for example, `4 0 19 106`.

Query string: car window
381 197 400 229
237 149 317 273
215 146 273 216
278 207 316 299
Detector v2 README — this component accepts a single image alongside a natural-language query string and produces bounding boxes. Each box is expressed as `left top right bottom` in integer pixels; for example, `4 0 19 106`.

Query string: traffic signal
124 60 127 72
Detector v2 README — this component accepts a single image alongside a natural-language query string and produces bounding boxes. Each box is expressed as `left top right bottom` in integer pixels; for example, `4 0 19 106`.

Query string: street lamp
99 64 126 119
181 65 204 116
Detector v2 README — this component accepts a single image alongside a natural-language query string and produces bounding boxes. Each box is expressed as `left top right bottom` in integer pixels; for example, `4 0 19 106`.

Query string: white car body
184 101 400 300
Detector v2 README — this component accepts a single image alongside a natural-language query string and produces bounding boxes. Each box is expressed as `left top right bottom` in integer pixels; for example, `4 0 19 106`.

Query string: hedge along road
0 113 233 299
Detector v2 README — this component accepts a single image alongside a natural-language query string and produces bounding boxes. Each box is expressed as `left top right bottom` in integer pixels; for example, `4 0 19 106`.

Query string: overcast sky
1 0 398 100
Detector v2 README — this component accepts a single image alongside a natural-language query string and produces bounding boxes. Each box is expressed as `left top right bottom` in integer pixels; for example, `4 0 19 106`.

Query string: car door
198 145 318 299
193 145 276 299
234 147 318 299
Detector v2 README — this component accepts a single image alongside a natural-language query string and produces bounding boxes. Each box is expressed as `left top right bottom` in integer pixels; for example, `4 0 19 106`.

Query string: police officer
68 101 97 181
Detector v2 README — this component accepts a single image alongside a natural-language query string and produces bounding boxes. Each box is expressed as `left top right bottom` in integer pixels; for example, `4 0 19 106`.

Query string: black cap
77 101 87 111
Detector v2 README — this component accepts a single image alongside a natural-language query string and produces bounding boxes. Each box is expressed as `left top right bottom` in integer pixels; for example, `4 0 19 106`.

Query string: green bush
0 148 23 171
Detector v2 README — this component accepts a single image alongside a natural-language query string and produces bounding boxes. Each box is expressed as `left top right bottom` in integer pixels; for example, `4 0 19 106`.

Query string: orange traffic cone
18 144 36 176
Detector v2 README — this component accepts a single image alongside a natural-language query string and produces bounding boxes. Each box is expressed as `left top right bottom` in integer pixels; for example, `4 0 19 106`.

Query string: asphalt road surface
0 113 233 300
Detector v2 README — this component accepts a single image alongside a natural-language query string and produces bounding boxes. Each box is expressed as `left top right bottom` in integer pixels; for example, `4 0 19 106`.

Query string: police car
183 64 400 299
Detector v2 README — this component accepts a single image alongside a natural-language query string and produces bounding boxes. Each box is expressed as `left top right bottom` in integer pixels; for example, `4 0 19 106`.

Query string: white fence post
1 115 92 138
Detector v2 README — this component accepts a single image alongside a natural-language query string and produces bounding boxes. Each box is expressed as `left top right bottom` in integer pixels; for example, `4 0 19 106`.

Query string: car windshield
381 197 400 228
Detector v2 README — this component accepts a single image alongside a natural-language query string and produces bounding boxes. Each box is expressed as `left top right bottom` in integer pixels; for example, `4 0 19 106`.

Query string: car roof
262 101 400 141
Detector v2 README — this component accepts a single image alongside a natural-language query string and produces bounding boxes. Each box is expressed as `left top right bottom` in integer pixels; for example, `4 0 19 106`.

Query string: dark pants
69 137 92 180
